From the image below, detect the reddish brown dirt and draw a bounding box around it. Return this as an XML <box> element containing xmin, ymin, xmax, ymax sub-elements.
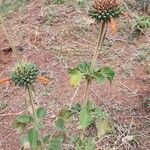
<box><xmin>0</xmin><ymin>0</ymin><xmax>150</xmax><ymax>150</ymax></box>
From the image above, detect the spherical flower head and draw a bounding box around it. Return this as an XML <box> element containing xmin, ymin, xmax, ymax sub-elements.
<box><xmin>89</xmin><ymin>0</ymin><xmax>122</xmax><ymax>22</ymax></box>
<box><xmin>11</xmin><ymin>61</ymin><xmax>39</xmax><ymax>87</ymax></box>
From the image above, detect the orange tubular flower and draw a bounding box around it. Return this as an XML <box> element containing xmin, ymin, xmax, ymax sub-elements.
<box><xmin>36</xmin><ymin>76</ymin><xmax>49</xmax><ymax>84</ymax></box>
<box><xmin>0</xmin><ymin>77</ymin><xmax>10</xmax><ymax>84</ymax></box>
<box><xmin>110</xmin><ymin>17</ymin><xmax>117</xmax><ymax>33</ymax></box>
<box><xmin>89</xmin><ymin>0</ymin><xmax>122</xmax><ymax>33</ymax></box>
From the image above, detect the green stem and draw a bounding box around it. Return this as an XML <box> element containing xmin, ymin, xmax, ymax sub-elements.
<box><xmin>81</xmin><ymin>21</ymin><xmax>108</xmax><ymax>141</ymax></box>
<box><xmin>83</xmin><ymin>21</ymin><xmax>108</xmax><ymax>104</ymax></box>
<box><xmin>0</xmin><ymin>15</ymin><xmax>21</xmax><ymax>62</ymax></box>
<box><xmin>91</xmin><ymin>21</ymin><xmax>108</xmax><ymax>70</ymax></box>
<box><xmin>81</xmin><ymin>129</ymin><xmax>85</xmax><ymax>141</ymax></box>
<box><xmin>84</xmin><ymin>79</ymin><xmax>90</xmax><ymax>105</ymax></box>
<box><xmin>27</xmin><ymin>86</ymin><xmax>44</xmax><ymax>150</ymax></box>
<box><xmin>27</xmin><ymin>87</ymin><xmax>37</xmax><ymax>126</ymax></box>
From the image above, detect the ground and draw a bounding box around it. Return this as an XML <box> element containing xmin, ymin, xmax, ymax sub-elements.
<box><xmin>0</xmin><ymin>0</ymin><xmax>150</xmax><ymax>150</ymax></box>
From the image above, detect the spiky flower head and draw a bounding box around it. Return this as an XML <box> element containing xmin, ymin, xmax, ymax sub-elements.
<box><xmin>11</xmin><ymin>61</ymin><xmax>39</xmax><ymax>87</ymax></box>
<box><xmin>89</xmin><ymin>0</ymin><xmax>122</xmax><ymax>22</ymax></box>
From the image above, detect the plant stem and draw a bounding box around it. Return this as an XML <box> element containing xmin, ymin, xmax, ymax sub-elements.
<box><xmin>27</xmin><ymin>86</ymin><xmax>37</xmax><ymax>125</ymax></box>
<box><xmin>0</xmin><ymin>15</ymin><xmax>21</xmax><ymax>62</ymax></box>
<box><xmin>81</xmin><ymin>21</ymin><xmax>108</xmax><ymax>140</ymax></box>
<box><xmin>27</xmin><ymin>86</ymin><xmax>44</xmax><ymax>150</ymax></box>
<box><xmin>91</xmin><ymin>21</ymin><xmax>108</xmax><ymax>70</ymax></box>
<box><xmin>84</xmin><ymin>79</ymin><xmax>90</xmax><ymax>105</ymax></box>
<box><xmin>83</xmin><ymin>21</ymin><xmax>108</xmax><ymax>103</ymax></box>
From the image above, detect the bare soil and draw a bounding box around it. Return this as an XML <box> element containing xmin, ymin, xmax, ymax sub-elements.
<box><xmin>0</xmin><ymin>0</ymin><xmax>149</xmax><ymax>150</ymax></box>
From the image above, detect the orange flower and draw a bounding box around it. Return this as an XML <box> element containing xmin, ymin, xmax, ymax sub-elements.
<box><xmin>110</xmin><ymin>17</ymin><xmax>117</xmax><ymax>33</ymax></box>
<box><xmin>0</xmin><ymin>76</ymin><xmax>49</xmax><ymax>86</ymax></box>
<box><xmin>36</xmin><ymin>76</ymin><xmax>49</xmax><ymax>84</ymax></box>
<box><xmin>0</xmin><ymin>77</ymin><xmax>10</xmax><ymax>84</ymax></box>
<box><xmin>93</xmin><ymin>0</ymin><xmax>119</xmax><ymax>11</ymax></box>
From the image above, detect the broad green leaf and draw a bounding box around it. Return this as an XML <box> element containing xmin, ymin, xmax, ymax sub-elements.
<box><xmin>16</xmin><ymin>114</ymin><xmax>33</xmax><ymax>124</ymax></box>
<box><xmin>54</xmin><ymin>118</ymin><xmax>65</xmax><ymax>131</ymax></box>
<box><xmin>58</xmin><ymin>106</ymin><xmax>73</xmax><ymax>121</ymax></box>
<box><xmin>69</xmin><ymin>69</ymin><xmax>83</xmax><ymax>87</ymax></box>
<box><xmin>19</xmin><ymin>134</ymin><xmax>30</xmax><ymax>149</ymax></box>
<box><xmin>19</xmin><ymin>134</ymin><xmax>28</xmax><ymax>146</ymax></box>
<box><xmin>93</xmin><ymin>71</ymin><xmax>105</xmax><ymax>84</ymax></box>
<box><xmin>48</xmin><ymin>135</ymin><xmax>64</xmax><ymax>150</ymax></box>
<box><xmin>28</xmin><ymin>128</ymin><xmax>38</xmax><ymax>150</ymax></box>
<box><xmin>101</xmin><ymin>67</ymin><xmax>115</xmax><ymax>83</ymax></box>
<box><xmin>12</xmin><ymin>121</ymin><xmax>26</xmax><ymax>133</ymax></box>
<box><xmin>76</xmin><ymin>62</ymin><xmax>91</xmax><ymax>74</ymax></box>
<box><xmin>96</xmin><ymin>119</ymin><xmax>114</xmax><ymax>137</ymax></box>
<box><xmin>78</xmin><ymin>107</ymin><xmax>92</xmax><ymax>129</ymax></box>
<box><xmin>36</xmin><ymin>107</ymin><xmax>46</xmax><ymax>119</ymax></box>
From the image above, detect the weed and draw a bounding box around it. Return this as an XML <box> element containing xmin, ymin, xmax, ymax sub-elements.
<box><xmin>0</xmin><ymin>102</ymin><xmax>8</xmax><ymax>111</ymax></box>
<box><xmin>53</xmin><ymin>0</ymin><xmax>64</xmax><ymax>4</ymax></box>
<box><xmin>135</xmin><ymin>16</ymin><xmax>150</xmax><ymax>31</ymax></box>
<box><xmin>144</xmin><ymin>97</ymin><xmax>150</xmax><ymax>108</ymax></box>
<box><xmin>0</xmin><ymin>0</ymin><xmax>132</xmax><ymax>149</ymax></box>
<box><xmin>0</xmin><ymin>0</ymin><xmax>27</xmax><ymax>16</ymax></box>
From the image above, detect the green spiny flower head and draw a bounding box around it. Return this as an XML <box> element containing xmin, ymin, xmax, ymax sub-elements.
<box><xmin>11</xmin><ymin>61</ymin><xmax>39</xmax><ymax>87</ymax></box>
<box><xmin>89</xmin><ymin>0</ymin><xmax>122</xmax><ymax>22</ymax></box>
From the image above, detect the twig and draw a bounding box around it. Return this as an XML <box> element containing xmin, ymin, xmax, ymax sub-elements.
<box><xmin>70</xmin><ymin>83</ymin><xmax>81</xmax><ymax>106</ymax></box>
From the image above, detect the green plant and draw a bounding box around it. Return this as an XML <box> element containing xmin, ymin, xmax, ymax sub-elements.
<box><xmin>53</xmin><ymin>0</ymin><xmax>64</xmax><ymax>4</ymax></box>
<box><xmin>0</xmin><ymin>0</ymin><xmax>27</xmax><ymax>16</ymax></box>
<box><xmin>144</xmin><ymin>97</ymin><xmax>150</xmax><ymax>108</ymax></box>
<box><xmin>54</xmin><ymin>0</ymin><xmax>122</xmax><ymax>148</ymax></box>
<box><xmin>0</xmin><ymin>61</ymin><xmax>50</xmax><ymax>149</ymax></box>
<box><xmin>0</xmin><ymin>0</ymin><xmax>123</xmax><ymax>149</ymax></box>
<box><xmin>0</xmin><ymin>8</ymin><xmax>51</xmax><ymax>149</ymax></box>
<box><xmin>134</xmin><ymin>16</ymin><xmax>150</xmax><ymax>32</ymax></box>
<box><xmin>69</xmin><ymin>0</ymin><xmax>122</xmax><ymax>107</ymax></box>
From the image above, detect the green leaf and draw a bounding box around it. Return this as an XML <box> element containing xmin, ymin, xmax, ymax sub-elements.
<box><xmin>76</xmin><ymin>62</ymin><xmax>91</xmax><ymax>74</ymax></box>
<box><xmin>36</xmin><ymin>107</ymin><xmax>46</xmax><ymax>119</ymax></box>
<box><xmin>58</xmin><ymin>106</ymin><xmax>73</xmax><ymax>121</ymax></box>
<box><xmin>101</xmin><ymin>66</ymin><xmax>115</xmax><ymax>83</ymax></box>
<box><xmin>96</xmin><ymin>119</ymin><xmax>114</xmax><ymax>137</ymax></box>
<box><xmin>16</xmin><ymin>114</ymin><xmax>33</xmax><ymax>124</ymax></box>
<box><xmin>76</xmin><ymin>138</ymin><xmax>96</xmax><ymax>150</ymax></box>
<box><xmin>48</xmin><ymin>135</ymin><xmax>64</xmax><ymax>150</ymax></box>
<box><xmin>85</xmin><ymin>100</ymin><xmax>93</xmax><ymax>113</ymax></box>
<box><xmin>19</xmin><ymin>134</ymin><xmax>28</xmax><ymax>146</ymax></box>
<box><xmin>19</xmin><ymin>134</ymin><xmax>30</xmax><ymax>149</ymax></box>
<box><xmin>93</xmin><ymin>71</ymin><xmax>105</xmax><ymax>83</ymax></box>
<box><xmin>43</xmin><ymin>134</ymin><xmax>51</xmax><ymax>143</ymax></box>
<box><xmin>54</xmin><ymin>118</ymin><xmax>65</xmax><ymax>131</ymax></box>
<box><xmin>28</xmin><ymin>128</ymin><xmax>38</xmax><ymax>150</ymax></box>
<box><xmin>71</xmin><ymin>103</ymin><xmax>81</xmax><ymax>112</ymax></box>
<box><xmin>84</xmin><ymin>138</ymin><xmax>96</xmax><ymax>150</ymax></box>
<box><xmin>68</xmin><ymin>136</ymin><xmax>79</xmax><ymax>144</ymax></box>
<box><xmin>37</xmin><ymin>122</ymin><xmax>44</xmax><ymax>129</ymax></box>
<box><xmin>53</xmin><ymin>0</ymin><xmax>64</xmax><ymax>4</ymax></box>
<box><xmin>12</xmin><ymin>121</ymin><xmax>26</xmax><ymax>133</ymax></box>
<box><xmin>78</xmin><ymin>107</ymin><xmax>92</xmax><ymax>129</ymax></box>
<box><xmin>69</xmin><ymin>69</ymin><xmax>83</xmax><ymax>87</ymax></box>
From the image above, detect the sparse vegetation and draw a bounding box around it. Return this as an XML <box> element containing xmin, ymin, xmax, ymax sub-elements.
<box><xmin>0</xmin><ymin>0</ymin><xmax>149</xmax><ymax>150</ymax></box>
